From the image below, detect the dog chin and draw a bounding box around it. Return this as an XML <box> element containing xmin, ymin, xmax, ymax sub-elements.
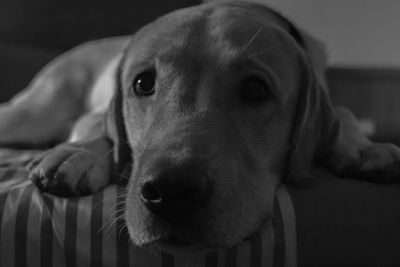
<box><xmin>128</xmin><ymin>215</ymin><xmax>272</xmax><ymax>254</ymax></box>
<box><xmin>128</xmin><ymin>224</ymin><xmax>238</xmax><ymax>253</ymax></box>
<box><xmin>130</xmin><ymin>231</ymin><xmax>232</xmax><ymax>253</ymax></box>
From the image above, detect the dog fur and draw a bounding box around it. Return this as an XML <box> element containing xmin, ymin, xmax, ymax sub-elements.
<box><xmin>0</xmin><ymin>1</ymin><xmax>399</xmax><ymax>249</ymax></box>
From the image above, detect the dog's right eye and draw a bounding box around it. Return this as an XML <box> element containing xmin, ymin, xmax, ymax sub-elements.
<box><xmin>132</xmin><ymin>71</ymin><xmax>156</xmax><ymax>96</ymax></box>
<box><xmin>241</xmin><ymin>77</ymin><xmax>271</xmax><ymax>103</ymax></box>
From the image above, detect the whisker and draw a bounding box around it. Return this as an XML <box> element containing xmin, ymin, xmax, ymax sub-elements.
<box><xmin>122</xmin><ymin>225</ymin><xmax>130</xmax><ymax>239</ymax></box>
<box><xmin>99</xmin><ymin>147</ymin><xmax>114</xmax><ymax>160</ymax></box>
<box><xmin>100</xmin><ymin>203</ymin><xmax>124</xmax><ymax>220</ymax></box>
<box><xmin>96</xmin><ymin>186</ymin><xmax>128</xmax><ymax>236</ymax></box>
<box><xmin>101</xmin><ymin>212</ymin><xmax>125</xmax><ymax>233</ymax></box>
<box><xmin>114</xmin><ymin>172</ymin><xmax>131</xmax><ymax>181</ymax></box>
<box><xmin>241</xmin><ymin>26</ymin><xmax>263</xmax><ymax>53</ymax></box>
<box><xmin>118</xmin><ymin>137</ymin><xmax>131</xmax><ymax>146</ymax></box>
<box><xmin>246</xmin><ymin>48</ymin><xmax>278</xmax><ymax>59</ymax></box>
<box><xmin>92</xmin><ymin>191</ymin><xmax>127</xmax><ymax>209</ymax></box>
<box><xmin>99</xmin><ymin>207</ymin><xmax>127</xmax><ymax>236</ymax></box>
<box><xmin>118</xmin><ymin>224</ymin><xmax>128</xmax><ymax>237</ymax></box>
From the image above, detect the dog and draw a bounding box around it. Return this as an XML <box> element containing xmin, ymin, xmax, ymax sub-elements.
<box><xmin>0</xmin><ymin>1</ymin><xmax>399</xmax><ymax>250</ymax></box>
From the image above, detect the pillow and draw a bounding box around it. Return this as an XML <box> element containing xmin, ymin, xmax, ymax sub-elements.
<box><xmin>0</xmin><ymin>149</ymin><xmax>291</xmax><ymax>267</ymax></box>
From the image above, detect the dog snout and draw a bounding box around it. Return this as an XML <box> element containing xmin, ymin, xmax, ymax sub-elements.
<box><xmin>139</xmin><ymin>160</ymin><xmax>212</xmax><ymax>220</ymax></box>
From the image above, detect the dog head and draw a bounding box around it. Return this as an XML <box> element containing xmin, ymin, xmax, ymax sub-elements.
<box><xmin>107</xmin><ymin>1</ymin><xmax>339</xmax><ymax>250</ymax></box>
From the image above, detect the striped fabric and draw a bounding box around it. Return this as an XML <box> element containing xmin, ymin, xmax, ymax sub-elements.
<box><xmin>0</xmin><ymin>149</ymin><xmax>297</xmax><ymax>267</ymax></box>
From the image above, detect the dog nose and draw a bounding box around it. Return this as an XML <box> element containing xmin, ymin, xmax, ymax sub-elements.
<box><xmin>139</xmin><ymin>161</ymin><xmax>211</xmax><ymax>219</ymax></box>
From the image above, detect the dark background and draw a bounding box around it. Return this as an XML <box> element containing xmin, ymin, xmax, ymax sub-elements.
<box><xmin>0</xmin><ymin>0</ymin><xmax>200</xmax><ymax>101</ymax></box>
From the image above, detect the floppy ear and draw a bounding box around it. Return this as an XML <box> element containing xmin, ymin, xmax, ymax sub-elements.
<box><xmin>261</xmin><ymin>7</ymin><xmax>341</xmax><ymax>184</ymax></box>
<box><xmin>106</xmin><ymin>59</ymin><xmax>131</xmax><ymax>181</ymax></box>
<box><xmin>284</xmin><ymin>32</ymin><xmax>341</xmax><ymax>186</ymax></box>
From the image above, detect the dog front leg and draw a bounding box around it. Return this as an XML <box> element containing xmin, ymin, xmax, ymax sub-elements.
<box><xmin>27</xmin><ymin>113</ymin><xmax>114</xmax><ymax>196</ymax></box>
<box><xmin>327</xmin><ymin>107</ymin><xmax>400</xmax><ymax>183</ymax></box>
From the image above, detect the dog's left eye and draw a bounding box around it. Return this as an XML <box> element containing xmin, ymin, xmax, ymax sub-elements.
<box><xmin>241</xmin><ymin>77</ymin><xmax>270</xmax><ymax>103</ymax></box>
<box><xmin>132</xmin><ymin>71</ymin><xmax>156</xmax><ymax>96</ymax></box>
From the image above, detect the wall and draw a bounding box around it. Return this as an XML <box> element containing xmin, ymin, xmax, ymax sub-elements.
<box><xmin>255</xmin><ymin>0</ymin><xmax>400</xmax><ymax>68</ymax></box>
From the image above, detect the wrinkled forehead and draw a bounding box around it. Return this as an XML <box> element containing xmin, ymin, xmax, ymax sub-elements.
<box><xmin>123</xmin><ymin>2</ymin><xmax>303</xmax><ymax>67</ymax></box>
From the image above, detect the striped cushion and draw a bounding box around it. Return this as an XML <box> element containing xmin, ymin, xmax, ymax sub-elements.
<box><xmin>0</xmin><ymin>149</ymin><xmax>296</xmax><ymax>267</ymax></box>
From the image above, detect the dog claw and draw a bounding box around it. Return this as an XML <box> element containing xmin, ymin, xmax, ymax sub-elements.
<box><xmin>27</xmin><ymin>144</ymin><xmax>110</xmax><ymax>197</ymax></box>
<box><xmin>30</xmin><ymin>167</ymin><xmax>80</xmax><ymax>197</ymax></box>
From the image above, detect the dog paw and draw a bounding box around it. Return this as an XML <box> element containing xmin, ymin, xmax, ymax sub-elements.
<box><xmin>27</xmin><ymin>144</ymin><xmax>111</xmax><ymax>197</ymax></box>
<box><xmin>331</xmin><ymin>143</ymin><xmax>400</xmax><ymax>183</ymax></box>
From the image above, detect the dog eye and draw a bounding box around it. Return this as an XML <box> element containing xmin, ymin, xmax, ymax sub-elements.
<box><xmin>132</xmin><ymin>71</ymin><xmax>156</xmax><ymax>96</ymax></box>
<box><xmin>241</xmin><ymin>77</ymin><xmax>270</xmax><ymax>102</ymax></box>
